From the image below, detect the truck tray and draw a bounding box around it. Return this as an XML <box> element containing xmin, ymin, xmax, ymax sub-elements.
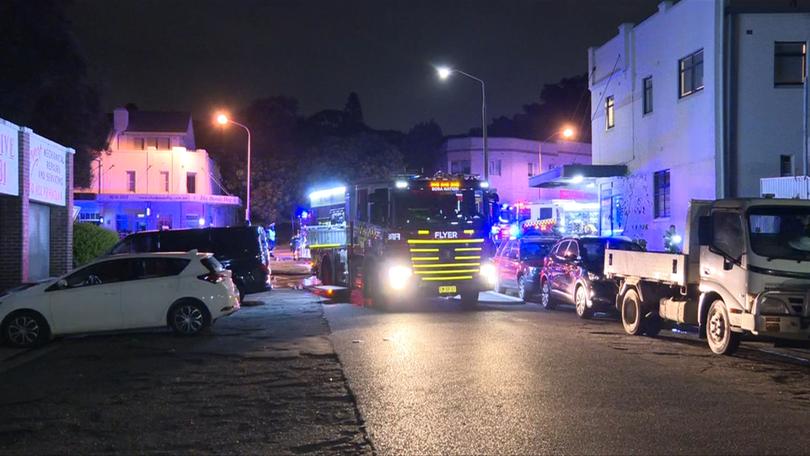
<box><xmin>605</xmin><ymin>249</ymin><xmax>688</xmax><ymax>286</ymax></box>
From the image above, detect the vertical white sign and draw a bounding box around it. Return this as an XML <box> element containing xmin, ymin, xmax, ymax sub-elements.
<box><xmin>29</xmin><ymin>134</ymin><xmax>67</xmax><ymax>206</ymax></box>
<box><xmin>0</xmin><ymin>121</ymin><xmax>19</xmax><ymax>196</ymax></box>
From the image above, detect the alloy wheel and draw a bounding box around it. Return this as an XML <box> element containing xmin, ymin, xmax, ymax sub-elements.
<box><xmin>7</xmin><ymin>315</ymin><xmax>40</xmax><ymax>346</ymax></box>
<box><xmin>518</xmin><ymin>276</ymin><xmax>526</xmax><ymax>301</ymax></box>
<box><xmin>541</xmin><ymin>281</ymin><xmax>551</xmax><ymax>309</ymax></box>
<box><xmin>174</xmin><ymin>304</ymin><xmax>204</xmax><ymax>334</ymax></box>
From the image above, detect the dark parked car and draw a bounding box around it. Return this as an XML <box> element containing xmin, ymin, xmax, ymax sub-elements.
<box><xmin>539</xmin><ymin>236</ymin><xmax>642</xmax><ymax>318</ymax></box>
<box><xmin>492</xmin><ymin>236</ymin><xmax>558</xmax><ymax>301</ymax></box>
<box><xmin>110</xmin><ymin>227</ymin><xmax>272</xmax><ymax>299</ymax></box>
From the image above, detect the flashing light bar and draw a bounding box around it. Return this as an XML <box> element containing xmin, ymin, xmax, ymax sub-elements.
<box><xmin>308</xmin><ymin>186</ymin><xmax>346</xmax><ymax>202</ymax></box>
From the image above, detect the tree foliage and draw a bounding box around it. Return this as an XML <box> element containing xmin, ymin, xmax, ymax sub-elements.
<box><xmin>0</xmin><ymin>0</ymin><xmax>108</xmax><ymax>187</ymax></box>
<box><xmin>73</xmin><ymin>222</ymin><xmax>120</xmax><ymax>266</ymax></box>
<box><xmin>400</xmin><ymin>120</ymin><xmax>444</xmax><ymax>174</ymax></box>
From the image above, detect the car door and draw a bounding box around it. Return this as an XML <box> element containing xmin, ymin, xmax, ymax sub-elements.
<box><xmin>120</xmin><ymin>257</ymin><xmax>189</xmax><ymax>329</ymax></box>
<box><xmin>47</xmin><ymin>259</ymin><xmax>128</xmax><ymax>334</ymax></box>
<box><xmin>561</xmin><ymin>240</ymin><xmax>581</xmax><ymax>299</ymax></box>
<box><xmin>549</xmin><ymin>240</ymin><xmax>571</xmax><ymax>294</ymax></box>
<box><xmin>493</xmin><ymin>240</ymin><xmax>511</xmax><ymax>284</ymax></box>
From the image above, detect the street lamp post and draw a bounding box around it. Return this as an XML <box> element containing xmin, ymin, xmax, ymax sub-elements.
<box><xmin>216</xmin><ymin>113</ymin><xmax>252</xmax><ymax>225</ymax></box>
<box><xmin>437</xmin><ymin>67</ymin><xmax>489</xmax><ymax>180</ymax></box>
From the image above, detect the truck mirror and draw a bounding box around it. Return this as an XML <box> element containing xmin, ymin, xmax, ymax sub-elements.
<box><xmin>697</xmin><ymin>216</ymin><xmax>713</xmax><ymax>246</ymax></box>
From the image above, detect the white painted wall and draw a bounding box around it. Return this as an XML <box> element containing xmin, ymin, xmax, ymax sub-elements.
<box><xmin>589</xmin><ymin>0</ymin><xmax>722</xmax><ymax>250</ymax></box>
<box><xmin>733</xmin><ymin>12</ymin><xmax>810</xmax><ymax>196</ymax></box>
<box><xmin>443</xmin><ymin>136</ymin><xmax>591</xmax><ymax>204</ymax></box>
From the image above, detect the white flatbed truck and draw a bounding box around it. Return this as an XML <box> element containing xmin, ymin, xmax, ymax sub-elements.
<box><xmin>605</xmin><ymin>198</ymin><xmax>810</xmax><ymax>355</ymax></box>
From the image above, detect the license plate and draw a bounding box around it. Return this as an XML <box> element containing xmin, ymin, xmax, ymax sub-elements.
<box><xmin>439</xmin><ymin>285</ymin><xmax>457</xmax><ymax>294</ymax></box>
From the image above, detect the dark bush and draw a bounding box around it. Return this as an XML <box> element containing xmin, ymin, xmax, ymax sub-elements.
<box><xmin>73</xmin><ymin>222</ymin><xmax>119</xmax><ymax>266</ymax></box>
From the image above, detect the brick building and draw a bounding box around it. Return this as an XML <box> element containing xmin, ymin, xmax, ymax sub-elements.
<box><xmin>0</xmin><ymin>117</ymin><xmax>74</xmax><ymax>291</ymax></box>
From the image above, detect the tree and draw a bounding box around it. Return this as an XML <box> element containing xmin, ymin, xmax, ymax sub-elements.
<box><xmin>343</xmin><ymin>92</ymin><xmax>364</xmax><ymax>126</ymax></box>
<box><xmin>401</xmin><ymin>120</ymin><xmax>444</xmax><ymax>174</ymax></box>
<box><xmin>0</xmin><ymin>0</ymin><xmax>108</xmax><ymax>187</ymax></box>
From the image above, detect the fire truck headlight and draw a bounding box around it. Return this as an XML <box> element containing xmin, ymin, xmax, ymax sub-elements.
<box><xmin>387</xmin><ymin>265</ymin><xmax>412</xmax><ymax>290</ymax></box>
<box><xmin>479</xmin><ymin>262</ymin><xmax>498</xmax><ymax>287</ymax></box>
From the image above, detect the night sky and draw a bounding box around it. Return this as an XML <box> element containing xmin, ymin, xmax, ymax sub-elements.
<box><xmin>68</xmin><ymin>0</ymin><xmax>659</xmax><ymax>135</ymax></box>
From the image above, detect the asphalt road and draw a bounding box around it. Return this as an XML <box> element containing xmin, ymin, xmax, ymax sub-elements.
<box><xmin>325</xmin><ymin>295</ymin><xmax>810</xmax><ymax>455</ymax></box>
<box><xmin>0</xmin><ymin>290</ymin><xmax>371</xmax><ymax>455</ymax></box>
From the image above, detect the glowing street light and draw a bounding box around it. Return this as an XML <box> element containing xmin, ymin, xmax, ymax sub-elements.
<box><xmin>214</xmin><ymin>111</ymin><xmax>252</xmax><ymax>224</ymax></box>
<box><xmin>436</xmin><ymin>65</ymin><xmax>489</xmax><ymax>180</ymax></box>
<box><xmin>562</xmin><ymin>126</ymin><xmax>575</xmax><ymax>139</ymax></box>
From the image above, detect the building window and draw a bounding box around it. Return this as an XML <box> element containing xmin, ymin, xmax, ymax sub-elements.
<box><xmin>643</xmin><ymin>76</ymin><xmax>653</xmax><ymax>114</ymax></box>
<box><xmin>679</xmin><ymin>49</ymin><xmax>704</xmax><ymax>98</ymax></box>
<box><xmin>132</xmin><ymin>137</ymin><xmax>145</xmax><ymax>150</ymax></box>
<box><xmin>450</xmin><ymin>159</ymin><xmax>471</xmax><ymax>174</ymax></box>
<box><xmin>160</xmin><ymin>171</ymin><xmax>170</xmax><ymax>192</ymax></box>
<box><xmin>605</xmin><ymin>96</ymin><xmax>615</xmax><ymax>129</ymax></box>
<box><xmin>654</xmin><ymin>170</ymin><xmax>671</xmax><ymax>219</ymax></box>
<box><xmin>126</xmin><ymin>171</ymin><xmax>136</xmax><ymax>192</ymax></box>
<box><xmin>780</xmin><ymin>155</ymin><xmax>794</xmax><ymax>177</ymax></box>
<box><xmin>157</xmin><ymin>137</ymin><xmax>171</xmax><ymax>150</ymax></box>
<box><xmin>489</xmin><ymin>159</ymin><xmax>502</xmax><ymax>176</ymax></box>
<box><xmin>186</xmin><ymin>172</ymin><xmax>196</xmax><ymax>194</ymax></box>
<box><xmin>775</xmin><ymin>42</ymin><xmax>806</xmax><ymax>86</ymax></box>
<box><xmin>528</xmin><ymin>162</ymin><xmax>535</xmax><ymax>177</ymax></box>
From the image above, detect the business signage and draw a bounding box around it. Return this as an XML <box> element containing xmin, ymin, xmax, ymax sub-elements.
<box><xmin>0</xmin><ymin>121</ymin><xmax>18</xmax><ymax>196</ymax></box>
<box><xmin>97</xmin><ymin>193</ymin><xmax>241</xmax><ymax>205</ymax></box>
<box><xmin>29</xmin><ymin>135</ymin><xmax>67</xmax><ymax>206</ymax></box>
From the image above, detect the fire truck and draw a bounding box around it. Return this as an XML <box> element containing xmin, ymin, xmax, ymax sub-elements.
<box><xmin>304</xmin><ymin>174</ymin><xmax>499</xmax><ymax>308</ymax></box>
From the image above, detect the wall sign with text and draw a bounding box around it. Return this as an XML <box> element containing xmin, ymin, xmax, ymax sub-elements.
<box><xmin>29</xmin><ymin>135</ymin><xmax>67</xmax><ymax>206</ymax></box>
<box><xmin>0</xmin><ymin>121</ymin><xmax>19</xmax><ymax>197</ymax></box>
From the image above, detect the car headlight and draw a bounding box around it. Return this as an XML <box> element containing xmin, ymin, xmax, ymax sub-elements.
<box><xmin>479</xmin><ymin>262</ymin><xmax>498</xmax><ymax>286</ymax></box>
<box><xmin>387</xmin><ymin>265</ymin><xmax>412</xmax><ymax>291</ymax></box>
<box><xmin>759</xmin><ymin>297</ymin><xmax>789</xmax><ymax>315</ymax></box>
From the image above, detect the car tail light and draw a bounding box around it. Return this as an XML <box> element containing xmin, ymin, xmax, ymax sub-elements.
<box><xmin>198</xmin><ymin>272</ymin><xmax>227</xmax><ymax>283</ymax></box>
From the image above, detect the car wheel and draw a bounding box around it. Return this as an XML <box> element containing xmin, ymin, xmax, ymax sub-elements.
<box><xmin>575</xmin><ymin>285</ymin><xmax>593</xmax><ymax>319</ymax></box>
<box><xmin>621</xmin><ymin>289</ymin><xmax>644</xmax><ymax>335</ymax></box>
<box><xmin>518</xmin><ymin>276</ymin><xmax>528</xmax><ymax>302</ymax></box>
<box><xmin>540</xmin><ymin>279</ymin><xmax>555</xmax><ymax>309</ymax></box>
<box><xmin>168</xmin><ymin>301</ymin><xmax>210</xmax><ymax>336</ymax></box>
<box><xmin>706</xmin><ymin>300</ymin><xmax>740</xmax><ymax>355</ymax></box>
<box><xmin>2</xmin><ymin>310</ymin><xmax>51</xmax><ymax>348</ymax></box>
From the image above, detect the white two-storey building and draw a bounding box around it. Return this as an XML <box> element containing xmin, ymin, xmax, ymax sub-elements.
<box><xmin>75</xmin><ymin>108</ymin><xmax>240</xmax><ymax>235</ymax></box>
<box><xmin>585</xmin><ymin>0</ymin><xmax>810</xmax><ymax>249</ymax></box>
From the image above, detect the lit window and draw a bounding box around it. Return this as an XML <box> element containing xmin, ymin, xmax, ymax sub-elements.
<box><xmin>774</xmin><ymin>42</ymin><xmax>806</xmax><ymax>86</ymax></box>
<box><xmin>605</xmin><ymin>96</ymin><xmax>615</xmax><ymax>129</ymax></box>
<box><xmin>126</xmin><ymin>171</ymin><xmax>136</xmax><ymax>192</ymax></box>
<box><xmin>654</xmin><ymin>170</ymin><xmax>670</xmax><ymax>219</ymax></box>
<box><xmin>643</xmin><ymin>76</ymin><xmax>653</xmax><ymax>114</ymax></box>
<box><xmin>679</xmin><ymin>49</ymin><xmax>704</xmax><ymax>98</ymax></box>
<box><xmin>186</xmin><ymin>172</ymin><xmax>196</xmax><ymax>194</ymax></box>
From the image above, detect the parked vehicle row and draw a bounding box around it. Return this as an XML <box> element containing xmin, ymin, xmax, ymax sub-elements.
<box><xmin>0</xmin><ymin>251</ymin><xmax>240</xmax><ymax>348</ymax></box>
<box><xmin>492</xmin><ymin>198</ymin><xmax>810</xmax><ymax>356</ymax></box>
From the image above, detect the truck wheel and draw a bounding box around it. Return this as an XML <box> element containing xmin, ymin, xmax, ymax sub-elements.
<box><xmin>706</xmin><ymin>300</ymin><xmax>741</xmax><ymax>355</ymax></box>
<box><xmin>460</xmin><ymin>290</ymin><xmax>478</xmax><ymax>310</ymax></box>
<box><xmin>574</xmin><ymin>285</ymin><xmax>593</xmax><ymax>319</ymax></box>
<box><xmin>540</xmin><ymin>279</ymin><xmax>555</xmax><ymax>310</ymax></box>
<box><xmin>621</xmin><ymin>289</ymin><xmax>644</xmax><ymax>336</ymax></box>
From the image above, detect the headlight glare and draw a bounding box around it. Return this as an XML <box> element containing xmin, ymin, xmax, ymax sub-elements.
<box><xmin>479</xmin><ymin>262</ymin><xmax>498</xmax><ymax>286</ymax></box>
<box><xmin>387</xmin><ymin>265</ymin><xmax>412</xmax><ymax>290</ymax></box>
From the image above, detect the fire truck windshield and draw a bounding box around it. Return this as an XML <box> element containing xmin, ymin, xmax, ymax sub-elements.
<box><xmin>394</xmin><ymin>189</ymin><xmax>482</xmax><ymax>225</ymax></box>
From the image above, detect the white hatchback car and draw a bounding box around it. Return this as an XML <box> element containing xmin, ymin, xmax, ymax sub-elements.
<box><xmin>0</xmin><ymin>251</ymin><xmax>240</xmax><ymax>348</ymax></box>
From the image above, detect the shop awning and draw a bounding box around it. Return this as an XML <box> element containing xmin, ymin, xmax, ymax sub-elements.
<box><xmin>529</xmin><ymin>164</ymin><xmax>627</xmax><ymax>188</ymax></box>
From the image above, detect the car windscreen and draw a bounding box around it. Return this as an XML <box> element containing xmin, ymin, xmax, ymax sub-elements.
<box><xmin>394</xmin><ymin>189</ymin><xmax>482</xmax><ymax>225</ymax></box>
<box><xmin>748</xmin><ymin>206</ymin><xmax>810</xmax><ymax>261</ymax></box>
<box><xmin>520</xmin><ymin>241</ymin><xmax>554</xmax><ymax>260</ymax></box>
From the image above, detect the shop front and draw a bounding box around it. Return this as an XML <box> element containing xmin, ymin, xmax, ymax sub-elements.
<box><xmin>0</xmin><ymin>117</ymin><xmax>74</xmax><ymax>290</ymax></box>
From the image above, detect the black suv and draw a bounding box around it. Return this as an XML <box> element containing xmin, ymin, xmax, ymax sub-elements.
<box><xmin>539</xmin><ymin>237</ymin><xmax>642</xmax><ymax>318</ymax></box>
<box><xmin>110</xmin><ymin>227</ymin><xmax>272</xmax><ymax>299</ymax></box>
